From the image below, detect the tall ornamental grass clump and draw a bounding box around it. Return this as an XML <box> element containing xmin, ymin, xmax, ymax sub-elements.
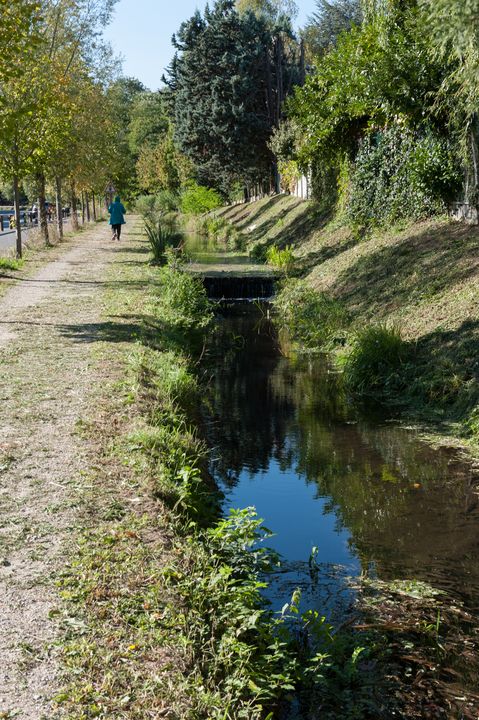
<box><xmin>343</xmin><ymin>324</ymin><xmax>410</xmax><ymax>398</ymax></box>
<box><xmin>145</xmin><ymin>220</ymin><xmax>183</xmax><ymax>265</ymax></box>
<box><xmin>274</xmin><ymin>280</ymin><xmax>348</xmax><ymax>349</ymax></box>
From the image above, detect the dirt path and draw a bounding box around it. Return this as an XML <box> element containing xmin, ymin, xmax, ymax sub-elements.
<box><xmin>0</xmin><ymin>223</ymin><xmax>128</xmax><ymax>718</ymax></box>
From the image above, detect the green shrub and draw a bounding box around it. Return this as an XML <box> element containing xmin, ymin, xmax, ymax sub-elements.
<box><xmin>157</xmin><ymin>266</ymin><xmax>213</xmax><ymax>329</ymax></box>
<box><xmin>136</xmin><ymin>191</ymin><xmax>180</xmax><ymax>222</ymax></box>
<box><xmin>343</xmin><ymin>324</ymin><xmax>410</xmax><ymax>397</ymax></box>
<box><xmin>249</xmin><ymin>244</ymin><xmax>268</xmax><ymax>262</ymax></box>
<box><xmin>144</xmin><ymin>220</ymin><xmax>183</xmax><ymax>265</ymax></box>
<box><xmin>266</xmin><ymin>244</ymin><xmax>295</xmax><ymax>272</ymax></box>
<box><xmin>274</xmin><ymin>280</ymin><xmax>348</xmax><ymax>349</ymax></box>
<box><xmin>348</xmin><ymin>126</ymin><xmax>460</xmax><ymax>228</ymax></box>
<box><xmin>180</xmin><ymin>181</ymin><xmax>222</xmax><ymax>215</ymax></box>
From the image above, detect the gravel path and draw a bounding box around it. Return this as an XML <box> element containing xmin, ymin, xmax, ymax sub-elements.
<box><xmin>0</xmin><ymin>225</ymin><xmax>126</xmax><ymax>718</ymax></box>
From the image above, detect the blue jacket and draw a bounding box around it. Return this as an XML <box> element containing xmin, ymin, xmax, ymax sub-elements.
<box><xmin>108</xmin><ymin>200</ymin><xmax>126</xmax><ymax>225</ymax></box>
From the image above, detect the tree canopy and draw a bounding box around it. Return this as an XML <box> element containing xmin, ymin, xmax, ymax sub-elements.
<box><xmin>166</xmin><ymin>0</ymin><xmax>302</xmax><ymax>194</ymax></box>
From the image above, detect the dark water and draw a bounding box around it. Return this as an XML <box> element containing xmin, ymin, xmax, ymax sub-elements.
<box><xmin>203</xmin><ymin>305</ymin><xmax>479</xmax><ymax>617</ymax></box>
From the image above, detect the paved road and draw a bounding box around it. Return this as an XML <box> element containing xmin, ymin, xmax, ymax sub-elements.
<box><xmin>0</xmin><ymin>228</ymin><xmax>30</xmax><ymax>254</ymax></box>
<box><xmin>0</xmin><ymin>220</ymin><xmax>75</xmax><ymax>255</ymax></box>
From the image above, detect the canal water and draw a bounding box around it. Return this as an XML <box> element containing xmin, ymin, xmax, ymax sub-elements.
<box><xmin>183</xmin><ymin>232</ymin><xmax>479</xmax><ymax>622</ymax></box>
<box><xmin>202</xmin><ymin>304</ymin><xmax>479</xmax><ymax>620</ymax></box>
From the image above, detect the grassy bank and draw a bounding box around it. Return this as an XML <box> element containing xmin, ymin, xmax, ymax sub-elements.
<box><xmin>214</xmin><ymin>196</ymin><xmax>479</xmax><ymax>446</ymax></box>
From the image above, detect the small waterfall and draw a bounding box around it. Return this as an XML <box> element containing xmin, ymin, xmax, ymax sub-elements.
<box><xmin>202</xmin><ymin>275</ymin><xmax>274</xmax><ymax>301</ymax></box>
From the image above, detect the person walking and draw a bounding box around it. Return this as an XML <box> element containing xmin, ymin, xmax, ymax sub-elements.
<box><xmin>108</xmin><ymin>195</ymin><xmax>126</xmax><ymax>241</ymax></box>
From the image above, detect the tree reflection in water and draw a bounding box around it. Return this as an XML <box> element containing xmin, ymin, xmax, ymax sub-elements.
<box><xmin>203</xmin><ymin>305</ymin><xmax>479</xmax><ymax>608</ymax></box>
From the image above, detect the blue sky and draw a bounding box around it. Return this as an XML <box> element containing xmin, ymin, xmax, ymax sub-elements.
<box><xmin>103</xmin><ymin>0</ymin><xmax>317</xmax><ymax>90</ymax></box>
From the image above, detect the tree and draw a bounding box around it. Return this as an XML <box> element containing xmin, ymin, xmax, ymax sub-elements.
<box><xmin>236</xmin><ymin>0</ymin><xmax>298</xmax><ymax>21</ymax></box>
<box><xmin>167</xmin><ymin>0</ymin><xmax>302</xmax><ymax>193</ymax></box>
<box><xmin>136</xmin><ymin>128</ymin><xmax>192</xmax><ymax>193</ymax></box>
<box><xmin>302</xmin><ymin>0</ymin><xmax>362</xmax><ymax>57</ymax></box>
<box><xmin>420</xmin><ymin>0</ymin><xmax>479</xmax><ymax>202</ymax></box>
<box><xmin>106</xmin><ymin>77</ymin><xmax>146</xmax><ymax>197</ymax></box>
<box><xmin>128</xmin><ymin>91</ymin><xmax>169</xmax><ymax>156</ymax></box>
<box><xmin>0</xmin><ymin>0</ymin><xmax>122</xmax><ymax>255</ymax></box>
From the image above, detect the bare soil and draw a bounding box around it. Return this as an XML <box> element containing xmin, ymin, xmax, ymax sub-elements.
<box><xmin>0</xmin><ymin>224</ymin><xmax>127</xmax><ymax>718</ymax></box>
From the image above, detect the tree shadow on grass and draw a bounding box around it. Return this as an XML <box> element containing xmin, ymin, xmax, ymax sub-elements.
<box><xmin>229</xmin><ymin>195</ymin><xmax>288</xmax><ymax>232</ymax></box>
<box><xmin>410</xmin><ymin>319</ymin><xmax>479</xmax><ymax>417</ymax></box>
<box><xmin>297</xmin><ymin>235</ymin><xmax>358</xmax><ymax>275</ymax></box>
<box><xmin>56</xmin><ymin>313</ymin><xmax>204</xmax><ymax>356</ymax></box>
<box><xmin>334</xmin><ymin>222</ymin><xmax>479</xmax><ymax>321</ymax></box>
<box><xmin>106</xmin><ymin>245</ymin><xmax>150</xmax><ymax>255</ymax></box>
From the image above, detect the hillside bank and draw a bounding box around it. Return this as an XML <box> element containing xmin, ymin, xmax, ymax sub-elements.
<box><xmin>214</xmin><ymin>195</ymin><xmax>479</xmax><ymax>451</ymax></box>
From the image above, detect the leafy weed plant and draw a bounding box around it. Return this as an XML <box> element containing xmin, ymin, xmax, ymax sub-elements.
<box><xmin>266</xmin><ymin>244</ymin><xmax>295</xmax><ymax>273</ymax></box>
<box><xmin>155</xmin><ymin>266</ymin><xmax>214</xmax><ymax>329</ymax></box>
<box><xmin>0</xmin><ymin>257</ymin><xmax>24</xmax><ymax>271</ymax></box>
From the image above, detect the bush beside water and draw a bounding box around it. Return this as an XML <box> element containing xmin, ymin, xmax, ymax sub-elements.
<box><xmin>342</xmin><ymin>324</ymin><xmax>411</xmax><ymax>399</ymax></box>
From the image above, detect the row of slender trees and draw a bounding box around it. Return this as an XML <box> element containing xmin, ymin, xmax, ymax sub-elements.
<box><xmin>0</xmin><ymin>0</ymin><xmax>129</xmax><ymax>257</ymax></box>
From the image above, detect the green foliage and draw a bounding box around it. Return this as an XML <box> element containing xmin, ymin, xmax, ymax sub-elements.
<box><xmin>136</xmin><ymin>127</ymin><xmax>192</xmax><ymax>194</ymax></box>
<box><xmin>289</xmin><ymin>6</ymin><xmax>449</xmax><ymax>211</ymax></box>
<box><xmin>269</xmin><ymin>118</ymin><xmax>301</xmax><ymax>162</ymax></box>
<box><xmin>136</xmin><ymin>191</ymin><xmax>180</xmax><ymax>222</ymax></box>
<box><xmin>167</xmin><ymin>0</ymin><xmax>302</xmax><ymax>192</ymax></box>
<box><xmin>128</xmin><ymin>91</ymin><xmax>168</xmax><ymax>155</ymax></box>
<box><xmin>180</xmin><ymin>182</ymin><xmax>222</xmax><ymax>215</ymax></box>
<box><xmin>266</xmin><ymin>244</ymin><xmax>295</xmax><ymax>272</ymax></box>
<box><xmin>279</xmin><ymin>159</ymin><xmax>302</xmax><ymax>194</ymax></box>
<box><xmin>236</xmin><ymin>0</ymin><xmax>298</xmax><ymax>22</ymax></box>
<box><xmin>0</xmin><ymin>257</ymin><xmax>24</xmax><ymax>271</ymax></box>
<box><xmin>302</xmin><ymin>0</ymin><xmax>362</xmax><ymax>57</ymax></box>
<box><xmin>194</xmin><ymin>215</ymin><xmax>243</xmax><ymax>249</ymax></box>
<box><xmin>156</xmin><ymin>266</ymin><xmax>214</xmax><ymax>329</ymax></box>
<box><xmin>420</xmin><ymin>0</ymin><xmax>479</xmax><ymax>123</ymax></box>
<box><xmin>274</xmin><ymin>280</ymin><xmax>348</xmax><ymax>348</ymax></box>
<box><xmin>343</xmin><ymin>324</ymin><xmax>410</xmax><ymax>397</ymax></box>
<box><xmin>144</xmin><ymin>220</ymin><xmax>183</xmax><ymax>265</ymax></box>
<box><xmin>348</xmin><ymin>126</ymin><xmax>460</xmax><ymax>227</ymax></box>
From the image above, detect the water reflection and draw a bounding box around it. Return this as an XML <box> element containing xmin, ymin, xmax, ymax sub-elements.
<box><xmin>184</xmin><ymin>233</ymin><xmax>251</xmax><ymax>265</ymax></box>
<box><xmin>203</xmin><ymin>305</ymin><xmax>479</xmax><ymax>612</ymax></box>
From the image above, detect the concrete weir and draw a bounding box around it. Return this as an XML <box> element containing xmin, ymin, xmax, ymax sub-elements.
<box><xmin>187</xmin><ymin>260</ymin><xmax>275</xmax><ymax>301</ymax></box>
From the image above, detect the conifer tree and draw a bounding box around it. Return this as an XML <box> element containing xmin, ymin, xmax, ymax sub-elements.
<box><xmin>167</xmin><ymin>0</ymin><xmax>302</xmax><ymax>193</ymax></box>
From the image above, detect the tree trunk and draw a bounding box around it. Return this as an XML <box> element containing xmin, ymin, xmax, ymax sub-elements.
<box><xmin>37</xmin><ymin>173</ymin><xmax>50</xmax><ymax>245</ymax></box>
<box><xmin>470</xmin><ymin>120</ymin><xmax>479</xmax><ymax>207</ymax></box>
<box><xmin>81</xmin><ymin>191</ymin><xmax>85</xmax><ymax>224</ymax></box>
<box><xmin>91</xmin><ymin>192</ymin><xmax>97</xmax><ymax>221</ymax></box>
<box><xmin>13</xmin><ymin>175</ymin><xmax>22</xmax><ymax>259</ymax></box>
<box><xmin>71</xmin><ymin>181</ymin><xmax>79</xmax><ymax>231</ymax></box>
<box><xmin>299</xmin><ymin>39</ymin><xmax>306</xmax><ymax>86</ymax></box>
<box><xmin>55</xmin><ymin>176</ymin><xmax>63</xmax><ymax>240</ymax></box>
<box><xmin>85</xmin><ymin>192</ymin><xmax>91</xmax><ymax>222</ymax></box>
<box><xmin>276</xmin><ymin>34</ymin><xmax>284</xmax><ymax>126</ymax></box>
